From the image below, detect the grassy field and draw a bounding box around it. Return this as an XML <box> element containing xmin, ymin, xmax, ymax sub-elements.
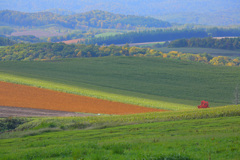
<box><xmin>1</xmin><ymin>105</ymin><xmax>239</xmax><ymax>160</ymax></box>
<box><xmin>95</xmin><ymin>32</ymin><xmax>122</xmax><ymax>38</ymax></box>
<box><xmin>154</xmin><ymin>47</ymin><xmax>240</xmax><ymax>57</ymax></box>
<box><xmin>0</xmin><ymin>57</ymin><xmax>239</xmax><ymax>109</ymax></box>
<box><xmin>1</xmin><ymin>105</ymin><xmax>238</xmax><ymax>133</ymax></box>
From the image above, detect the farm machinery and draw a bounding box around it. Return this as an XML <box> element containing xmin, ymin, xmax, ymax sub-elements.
<box><xmin>198</xmin><ymin>100</ymin><xmax>209</xmax><ymax>109</ymax></box>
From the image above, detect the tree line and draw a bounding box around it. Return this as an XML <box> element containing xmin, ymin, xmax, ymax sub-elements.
<box><xmin>84</xmin><ymin>28</ymin><xmax>240</xmax><ymax>45</ymax></box>
<box><xmin>168</xmin><ymin>37</ymin><xmax>240</xmax><ymax>50</ymax></box>
<box><xmin>0</xmin><ymin>42</ymin><xmax>240</xmax><ymax>67</ymax></box>
<box><xmin>85</xmin><ymin>29</ymin><xmax>208</xmax><ymax>45</ymax></box>
<box><xmin>9</xmin><ymin>35</ymin><xmax>43</xmax><ymax>43</ymax></box>
<box><xmin>0</xmin><ymin>37</ymin><xmax>16</xmax><ymax>46</ymax></box>
<box><xmin>49</xmin><ymin>31</ymin><xmax>90</xmax><ymax>42</ymax></box>
<box><xmin>0</xmin><ymin>10</ymin><xmax>171</xmax><ymax>30</ymax></box>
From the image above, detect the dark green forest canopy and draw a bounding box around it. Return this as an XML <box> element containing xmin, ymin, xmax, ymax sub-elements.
<box><xmin>0</xmin><ymin>10</ymin><xmax>171</xmax><ymax>29</ymax></box>
<box><xmin>169</xmin><ymin>37</ymin><xmax>240</xmax><ymax>50</ymax></box>
<box><xmin>9</xmin><ymin>35</ymin><xmax>43</xmax><ymax>43</ymax></box>
<box><xmin>0</xmin><ymin>37</ymin><xmax>16</xmax><ymax>46</ymax></box>
<box><xmin>85</xmin><ymin>28</ymin><xmax>240</xmax><ymax>45</ymax></box>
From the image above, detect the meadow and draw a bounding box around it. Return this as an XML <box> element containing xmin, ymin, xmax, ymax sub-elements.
<box><xmin>1</xmin><ymin>105</ymin><xmax>240</xmax><ymax>160</ymax></box>
<box><xmin>95</xmin><ymin>32</ymin><xmax>122</xmax><ymax>38</ymax></box>
<box><xmin>0</xmin><ymin>57</ymin><xmax>239</xmax><ymax>109</ymax></box>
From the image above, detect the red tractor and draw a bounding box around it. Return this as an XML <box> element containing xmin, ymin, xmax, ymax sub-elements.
<box><xmin>198</xmin><ymin>100</ymin><xmax>209</xmax><ymax>109</ymax></box>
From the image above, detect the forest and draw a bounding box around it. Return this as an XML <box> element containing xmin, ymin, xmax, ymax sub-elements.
<box><xmin>168</xmin><ymin>37</ymin><xmax>240</xmax><ymax>50</ymax></box>
<box><xmin>9</xmin><ymin>35</ymin><xmax>43</xmax><ymax>43</ymax></box>
<box><xmin>0</xmin><ymin>10</ymin><xmax>171</xmax><ymax>30</ymax></box>
<box><xmin>0</xmin><ymin>42</ymin><xmax>240</xmax><ymax>67</ymax></box>
<box><xmin>85</xmin><ymin>28</ymin><xmax>240</xmax><ymax>45</ymax></box>
<box><xmin>85</xmin><ymin>29</ymin><xmax>208</xmax><ymax>45</ymax></box>
<box><xmin>0</xmin><ymin>37</ymin><xmax>16</xmax><ymax>46</ymax></box>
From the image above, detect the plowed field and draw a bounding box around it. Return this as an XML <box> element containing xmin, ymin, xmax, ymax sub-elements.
<box><xmin>62</xmin><ymin>39</ymin><xmax>85</xmax><ymax>44</ymax></box>
<box><xmin>0</xmin><ymin>81</ymin><xmax>166</xmax><ymax>115</ymax></box>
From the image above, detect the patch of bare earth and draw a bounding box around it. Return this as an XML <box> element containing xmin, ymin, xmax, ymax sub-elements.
<box><xmin>0</xmin><ymin>106</ymin><xmax>90</xmax><ymax>117</ymax></box>
<box><xmin>0</xmin><ymin>81</ymin><xmax>166</xmax><ymax>115</ymax></box>
<box><xmin>62</xmin><ymin>39</ymin><xmax>85</xmax><ymax>44</ymax></box>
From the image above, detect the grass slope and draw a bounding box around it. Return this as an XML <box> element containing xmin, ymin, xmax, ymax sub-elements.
<box><xmin>1</xmin><ymin>105</ymin><xmax>240</xmax><ymax>159</ymax></box>
<box><xmin>0</xmin><ymin>57</ymin><xmax>239</xmax><ymax>109</ymax></box>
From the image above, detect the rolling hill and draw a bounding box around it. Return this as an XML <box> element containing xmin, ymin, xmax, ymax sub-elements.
<box><xmin>0</xmin><ymin>0</ymin><xmax>239</xmax><ymax>25</ymax></box>
<box><xmin>0</xmin><ymin>105</ymin><xmax>240</xmax><ymax>159</ymax></box>
<box><xmin>0</xmin><ymin>57</ymin><xmax>239</xmax><ymax>109</ymax></box>
<box><xmin>0</xmin><ymin>10</ymin><xmax>171</xmax><ymax>29</ymax></box>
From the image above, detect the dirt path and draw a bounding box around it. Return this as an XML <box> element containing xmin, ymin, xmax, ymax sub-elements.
<box><xmin>0</xmin><ymin>106</ymin><xmax>91</xmax><ymax>117</ymax></box>
<box><xmin>0</xmin><ymin>81</ymin><xmax>166</xmax><ymax>115</ymax></box>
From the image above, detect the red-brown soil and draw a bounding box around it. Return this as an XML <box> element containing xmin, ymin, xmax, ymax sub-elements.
<box><xmin>62</xmin><ymin>39</ymin><xmax>85</xmax><ymax>44</ymax></box>
<box><xmin>0</xmin><ymin>81</ymin><xmax>166</xmax><ymax>115</ymax></box>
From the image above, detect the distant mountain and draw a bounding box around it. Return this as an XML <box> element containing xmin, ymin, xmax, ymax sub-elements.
<box><xmin>0</xmin><ymin>10</ymin><xmax>171</xmax><ymax>29</ymax></box>
<box><xmin>0</xmin><ymin>0</ymin><xmax>239</xmax><ymax>25</ymax></box>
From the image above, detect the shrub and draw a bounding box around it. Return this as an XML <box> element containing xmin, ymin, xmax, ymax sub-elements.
<box><xmin>0</xmin><ymin>117</ymin><xmax>28</xmax><ymax>132</ymax></box>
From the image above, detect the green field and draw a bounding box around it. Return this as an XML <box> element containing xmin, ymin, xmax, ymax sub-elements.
<box><xmin>137</xmin><ymin>42</ymin><xmax>165</xmax><ymax>47</ymax></box>
<box><xmin>154</xmin><ymin>47</ymin><xmax>240</xmax><ymax>57</ymax></box>
<box><xmin>95</xmin><ymin>32</ymin><xmax>122</xmax><ymax>38</ymax></box>
<box><xmin>0</xmin><ymin>57</ymin><xmax>239</xmax><ymax>110</ymax></box>
<box><xmin>1</xmin><ymin>105</ymin><xmax>240</xmax><ymax>160</ymax></box>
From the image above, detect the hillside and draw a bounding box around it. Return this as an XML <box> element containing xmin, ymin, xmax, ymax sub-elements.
<box><xmin>0</xmin><ymin>10</ymin><xmax>171</xmax><ymax>29</ymax></box>
<box><xmin>0</xmin><ymin>0</ymin><xmax>239</xmax><ymax>25</ymax></box>
<box><xmin>0</xmin><ymin>106</ymin><xmax>240</xmax><ymax>159</ymax></box>
<box><xmin>0</xmin><ymin>57</ymin><xmax>239</xmax><ymax>109</ymax></box>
